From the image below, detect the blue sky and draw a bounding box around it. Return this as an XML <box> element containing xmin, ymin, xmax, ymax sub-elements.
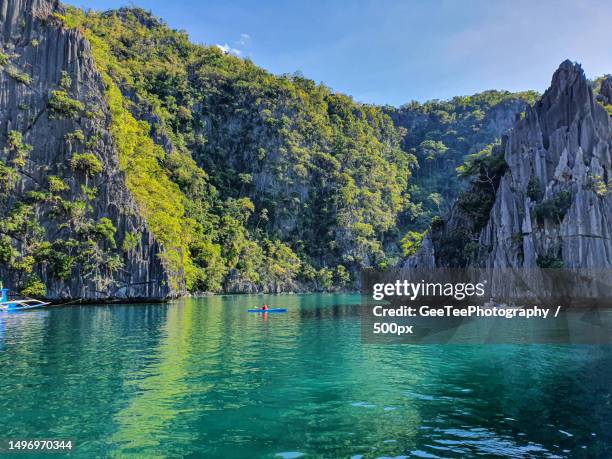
<box><xmin>63</xmin><ymin>0</ymin><xmax>612</xmax><ymax>106</ymax></box>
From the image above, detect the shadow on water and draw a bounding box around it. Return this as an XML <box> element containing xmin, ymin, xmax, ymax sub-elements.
<box><xmin>0</xmin><ymin>294</ymin><xmax>610</xmax><ymax>458</ymax></box>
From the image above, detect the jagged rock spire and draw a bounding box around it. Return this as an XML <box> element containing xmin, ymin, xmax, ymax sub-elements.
<box><xmin>406</xmin><ymin>60</ymin><xmax>612</xmax><ymax>272</ymax></box>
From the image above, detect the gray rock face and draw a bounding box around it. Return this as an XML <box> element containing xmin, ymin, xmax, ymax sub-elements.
<box><xmin>482</xmin><ymin>60</ymin><xmax>612</xmax><ymax>270</ymax></box>
<box><xmin>407</xmin><ymin>61</ymin><xmax>612</xmax><ymax>273</ymax></box>
<box><xmin>0</xmin><ymin>0</ymin><xmax>173</xmax><ymax>300</ymax></box>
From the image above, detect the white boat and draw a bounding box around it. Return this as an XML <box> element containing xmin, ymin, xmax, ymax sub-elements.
<box><xmin>0</xmin><ymin>288</ymin><xmax>50</xmax><ymax>311</ymax></box>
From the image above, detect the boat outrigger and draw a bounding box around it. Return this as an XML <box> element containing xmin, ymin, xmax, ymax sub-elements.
<box><xmin>0</xmin><ymin>287</ymin><xmax>50</xmax><ymax>311</ymax></box>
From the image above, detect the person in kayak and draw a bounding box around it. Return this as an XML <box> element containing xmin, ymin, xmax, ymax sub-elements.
<box><xmin>262</xmin><ymin>304</ymin><xmax>268</xmax><ymax>311</ymax></box>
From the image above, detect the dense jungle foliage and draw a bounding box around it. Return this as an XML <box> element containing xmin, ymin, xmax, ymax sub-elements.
<box><xmin>388</xmin><ymin>90</ymin><xmax>538</xmax><ymax>230</ymax></box>
<box><xmin>55</xmin><ymin>7</ymin><xmax>418</xmax><ymax>293</ymax></box>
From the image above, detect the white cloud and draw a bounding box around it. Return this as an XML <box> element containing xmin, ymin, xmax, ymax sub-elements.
<box><xmin>236</xmin><ymin>33</ymin><xmax>251</xmax><ymax>46</ymax></box>
<box><xmin>216</xmin><ymin>33</ymin><xmax>252</xmax><ymax>57</ymax></box>
<box><xmin>215</xmin><ymin>43</ymin><xmax>242</xmax><ymax>56</ymax></box>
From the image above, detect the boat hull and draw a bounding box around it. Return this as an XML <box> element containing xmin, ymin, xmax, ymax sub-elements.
<box><xmin>0</xmin><ymin>302</ymin><xmax>50</xmax><ymax>311</ymax></box>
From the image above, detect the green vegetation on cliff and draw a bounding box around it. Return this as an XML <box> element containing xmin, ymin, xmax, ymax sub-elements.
<box><xmin>388</xmin><ymin>90</ymin><xmax>538</xmax><ymax>229</ymax></box>
<box><xmin>57</xmin><ymin>7</ymin><xmax>415</xmax><ymax>292</ymax></box>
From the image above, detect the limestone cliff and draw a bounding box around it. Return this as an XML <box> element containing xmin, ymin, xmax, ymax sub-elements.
<box><xmin>407</xmin><ymin>61</ymin><xmax>612</xmax><ymax>274</ymax></box>
<box><xmin>0</xmin><ymin>0</ymin><xmax>173</xmax><ymax>301</ymax></box>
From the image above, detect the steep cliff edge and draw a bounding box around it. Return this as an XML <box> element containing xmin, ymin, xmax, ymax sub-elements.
<box><xmin>406</xmin><ymin>61</ymin><xmax>612</xmax><ymax>273</ymax></box>
<box><xmin>0</xmin><ymin>0</ymin><xmax>175</xmax><ymax>300</ymax></box>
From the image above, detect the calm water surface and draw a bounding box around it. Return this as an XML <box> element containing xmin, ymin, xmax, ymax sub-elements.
<box><xmin>0</xmin><ymin>294</ymin><xmax>611</xmax><ymax>458</ymax></box>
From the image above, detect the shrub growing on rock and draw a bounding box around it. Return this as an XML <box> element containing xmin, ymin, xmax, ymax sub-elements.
<box><xmin>48</xmin><ymin>90</ymin><xmax>84</xmax><ymax>119</ymax></box>
<box><xmin>70</xmin><ymin>153</ymin><xmax>104</xmax><ymax>176</ymax></box>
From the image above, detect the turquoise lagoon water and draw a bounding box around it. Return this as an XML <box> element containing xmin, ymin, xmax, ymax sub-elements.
<box><xmin>0</xmin><ymin>294</ymin><xmax>610</xmax><ymax>458</ymax></box>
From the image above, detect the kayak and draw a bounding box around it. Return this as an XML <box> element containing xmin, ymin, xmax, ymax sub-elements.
<box><xmin>248</xmin><ymin>308</ymin><xmax>287</xmax><ymax>313</ymax></box>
